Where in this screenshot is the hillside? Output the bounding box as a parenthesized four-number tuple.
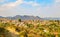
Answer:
(0, 18, 60, 37)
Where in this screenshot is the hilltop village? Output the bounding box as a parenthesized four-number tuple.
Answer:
(0, 18, 60, 37)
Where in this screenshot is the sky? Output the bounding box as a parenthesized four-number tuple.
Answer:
(0, 0, 60, 18)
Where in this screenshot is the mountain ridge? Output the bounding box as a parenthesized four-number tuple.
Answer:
(0, 15, 60, 20)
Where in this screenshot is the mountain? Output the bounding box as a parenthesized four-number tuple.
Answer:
(0, 15, 60, 20)
(6, 15, 42, 20)
(44, 17, 60, 20)
(0, 16, 4, 18)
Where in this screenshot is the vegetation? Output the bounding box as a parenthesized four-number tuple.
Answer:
(0, 18, 60, 37)
(18, 18, 21, 22)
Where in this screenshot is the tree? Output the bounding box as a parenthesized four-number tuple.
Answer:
(18, 18, 21, 22)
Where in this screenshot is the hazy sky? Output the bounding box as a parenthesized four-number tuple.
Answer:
(0, 0, 60, 18)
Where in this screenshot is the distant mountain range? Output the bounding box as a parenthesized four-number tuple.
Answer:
(0, 15, 42, 20)
(0, 15, 60, 20)
(6, 15, 42, 20)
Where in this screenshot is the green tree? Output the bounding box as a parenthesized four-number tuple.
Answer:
(18, 18, 21, 22)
